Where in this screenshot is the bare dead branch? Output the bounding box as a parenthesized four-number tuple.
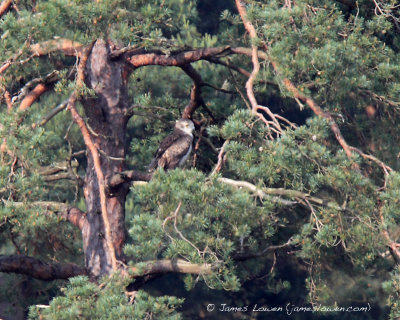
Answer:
(0, 255, 87, 280)
(127, 46, 231, 68)
(0, 255, 210, 281)
(234, 2, 284, 135)
(42, 172, 76, 182)
(171, 202, 203, 256)
(235, 0, 260, 111)
(108, 170, 153, 189)
(208, 57, 279, 88)
(0, 0, 12, 18)
(201, 82, 237, 94)
(129, 259, 211, 277)
(13, 70, 59, 104)
(35, 100, 68, 127)
(218, 177, 344, 210)
(210, 140, 229, 176)
(38, 160, 78, 176)
(19, 83, 49, 111)
(109, 44, 141, 59)
(30, 38, 83, 57)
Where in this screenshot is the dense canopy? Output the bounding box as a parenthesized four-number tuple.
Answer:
(1, 0, 400, 319)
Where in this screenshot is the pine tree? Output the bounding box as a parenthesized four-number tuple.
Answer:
(1, 0, 400, 319)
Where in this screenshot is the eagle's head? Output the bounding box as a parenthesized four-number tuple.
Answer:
(176, 119, 195, 136)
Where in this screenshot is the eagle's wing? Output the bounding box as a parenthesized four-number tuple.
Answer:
(148, 130, 192, 171)
(149, 132, 193, 171)
(158, 135, 193, 170)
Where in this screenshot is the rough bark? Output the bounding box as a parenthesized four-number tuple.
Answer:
(80, 40, 130, 277)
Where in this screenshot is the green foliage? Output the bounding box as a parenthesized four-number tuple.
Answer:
(126, 169, 275, 291)
(28, 275, 183, 320)
(1, 0, 400, 319)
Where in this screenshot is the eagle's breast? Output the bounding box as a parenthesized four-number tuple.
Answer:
(178, 139, 192, 167)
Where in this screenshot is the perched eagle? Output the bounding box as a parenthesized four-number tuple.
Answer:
(148, 119, 195, 171)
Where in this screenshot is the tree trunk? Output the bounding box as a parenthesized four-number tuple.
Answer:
(81, 40, 130, 277)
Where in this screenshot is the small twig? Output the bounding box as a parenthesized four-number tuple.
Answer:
(208, 57, 279, 88)
(172, 202, 201, 256)
(210, 140, 229, 176)
(228, 68, 251, 110)
(98, 148, 125, 161)
(269, 251, 277, 274)
(233, 237, 293, 260)
(0, 42, 27, 75)
(35, 100, 68, 128)
(110, 44, 141, 59)
(201, 82, 237, 94)
(12, 70, 59, 104)
(192, 126, 205, 167)
(350, 146, 392, 177)
(200, 136, 219, 154)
